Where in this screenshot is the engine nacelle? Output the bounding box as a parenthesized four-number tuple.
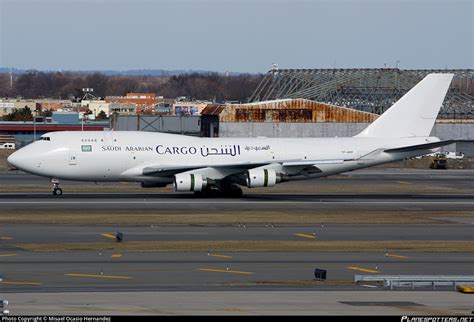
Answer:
(246, 168, 277, 188)
(174, 173, 207, 192)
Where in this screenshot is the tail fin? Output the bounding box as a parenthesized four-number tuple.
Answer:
(356, 73, 454, 138)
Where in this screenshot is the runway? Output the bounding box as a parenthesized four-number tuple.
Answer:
(0, 193, 473, 213)
(0, 168, 472, 315)
(0, 251, 472, 293)
(1, 223, 472, 243)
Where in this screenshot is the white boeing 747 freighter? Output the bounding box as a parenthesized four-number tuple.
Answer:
(7, 74, 460, 197)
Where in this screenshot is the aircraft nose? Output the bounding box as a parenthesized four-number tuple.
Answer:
(7, 151, 20, 169)
(7, 149, 32, 171)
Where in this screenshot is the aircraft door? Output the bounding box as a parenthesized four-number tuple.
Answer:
(69, 152, 77, 165)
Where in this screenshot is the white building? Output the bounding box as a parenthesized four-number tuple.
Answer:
(81, 100, 110, 117)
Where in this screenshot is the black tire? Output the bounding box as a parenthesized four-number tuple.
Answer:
(53, 188, 63, 196)
(220, 187, 243, 198)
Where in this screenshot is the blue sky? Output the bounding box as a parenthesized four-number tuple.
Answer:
(1, 0, 472, 72)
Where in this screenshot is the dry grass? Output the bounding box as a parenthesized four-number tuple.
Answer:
(10, 240, 474, 252)
(0, 210, 472, 225)
(0, 150, 14, 171)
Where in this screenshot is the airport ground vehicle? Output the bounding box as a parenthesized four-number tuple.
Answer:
(430, 154, 448, 169)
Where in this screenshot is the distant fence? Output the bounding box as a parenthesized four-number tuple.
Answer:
(110, 114, 218, 137)
(355, 275, 474, 290)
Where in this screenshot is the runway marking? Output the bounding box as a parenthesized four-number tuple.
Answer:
(208, 254, 233, 259)
(397, 181, 412, 185)
(0, 254, 17, 257)
(223, 308, 245, 312)
(100, 233, 116, 239)
(294, 233, 317, 239)
(0, 201, 472, 205)
(347, 266, 380, 274)
(111, 254, 123, 258)
(196, 268, 254, 275)
(361, 284, 379, 288)
(386, 253, 409, 259)
(65, 273, 131, 279)
(0, 236, 13, 240)
(0, 281, 42, 286)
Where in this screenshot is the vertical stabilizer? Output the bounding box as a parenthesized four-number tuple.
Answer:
(356, 73, 453, 138)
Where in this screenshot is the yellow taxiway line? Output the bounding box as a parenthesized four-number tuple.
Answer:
(0, 236, 13, 240)
(208, 254, 233, 259)
(111, 254, 123, 258)
(0, 281, 42, 286)
(294, 233, 317, 239)
(386, 254, 409, 259)
(65, 273, 131, 279)
(100, 233, 116, 239)
(397, 181, 412, 185)
(347, 266, 380, 274)
(0, 254, 17, 257)
(196, 268, 254, 275)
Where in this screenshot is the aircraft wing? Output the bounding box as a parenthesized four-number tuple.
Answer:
(142, 161, 271, 177)
(142, 158, 352, 178)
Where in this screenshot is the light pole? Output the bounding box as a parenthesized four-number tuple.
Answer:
(33, 109, 37, 141)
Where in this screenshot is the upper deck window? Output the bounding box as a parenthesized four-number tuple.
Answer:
(41, 137, 51, 141)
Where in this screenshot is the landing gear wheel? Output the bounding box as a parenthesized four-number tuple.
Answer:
(194, 188, 214, 198)
(52, 187, 63, 196)
(51, 178, 62, 196)
(193, 185, 243, 198)
(223, 187, 242, 198)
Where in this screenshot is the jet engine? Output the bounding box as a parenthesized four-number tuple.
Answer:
(174, 173, 207, 192)
(246, 168, 278, 188)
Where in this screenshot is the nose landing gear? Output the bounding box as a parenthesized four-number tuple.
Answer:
(51, 178, 63, 196)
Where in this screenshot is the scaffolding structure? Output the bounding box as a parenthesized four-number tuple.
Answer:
(249, 69, 474, 118)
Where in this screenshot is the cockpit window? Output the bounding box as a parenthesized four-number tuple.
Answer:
(41, 137, 51, 141)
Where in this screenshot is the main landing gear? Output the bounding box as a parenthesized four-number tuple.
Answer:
(51, 178, 63, 196)
(194, 183, 243, 198)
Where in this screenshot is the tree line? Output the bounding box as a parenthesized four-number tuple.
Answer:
(0, 71, 264, 103)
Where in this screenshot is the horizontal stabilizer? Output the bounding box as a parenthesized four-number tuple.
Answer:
(384, 140, 460, 153)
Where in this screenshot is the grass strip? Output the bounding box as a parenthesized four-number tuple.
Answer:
(0, 210, 472, 225)
(10, 240, 474, 252)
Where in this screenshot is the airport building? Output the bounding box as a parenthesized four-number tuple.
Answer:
(0, 112, 108, 147)
(80, 100, 110, 117)
(105, 93, 157, 114)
